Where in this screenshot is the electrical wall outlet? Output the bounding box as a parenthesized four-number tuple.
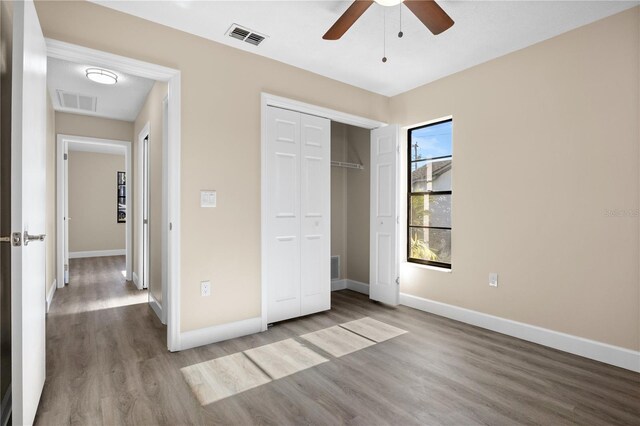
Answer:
(489, 273, 498, 287)
(201, 280, 211, 297)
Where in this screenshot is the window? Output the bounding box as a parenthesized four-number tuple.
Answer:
(407, 119, 452, 268)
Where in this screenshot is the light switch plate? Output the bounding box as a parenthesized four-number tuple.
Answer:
(201, 280, 211, 297)
(200, 190, 217, 208)
(489, 273, 498, 287)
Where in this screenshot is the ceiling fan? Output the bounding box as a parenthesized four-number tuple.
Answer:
(323, 0, 454, 40)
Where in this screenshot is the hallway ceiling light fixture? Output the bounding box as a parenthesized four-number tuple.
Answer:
(85, 67, 118, 85)
(375, 0, 403, 6)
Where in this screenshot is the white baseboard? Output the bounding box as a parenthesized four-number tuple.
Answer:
(332, 279, 370, 295)
(180, 316, 263, 351)
(399, 292, 640, 373)
(346, 279, 369, 295)
(132, 272, 140, 289)
(46, 279, 57, 313)
(69, 249, 125, 259)
(149, 292, 165, 324)
(331, 279, 347, 291)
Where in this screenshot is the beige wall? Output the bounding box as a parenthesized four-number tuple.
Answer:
(345, 125, 370, 284)
(390, 7, 640, 351)
(68, 151, 125, 252)
(35, 0, 389, 332)
(55, 112, 133, 142)
(45, 94, 56, 295)
(134, 81, 167, 304)
(331, 123, 348, 280)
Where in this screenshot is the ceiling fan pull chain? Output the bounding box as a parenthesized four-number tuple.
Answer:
(398, 4, 403, 38)
(382, 8, 388, 63)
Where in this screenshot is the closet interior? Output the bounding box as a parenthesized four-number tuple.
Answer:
(330, 122, 371, 290)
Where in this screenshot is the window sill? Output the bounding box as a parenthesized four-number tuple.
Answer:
(404, 262, 452, 273)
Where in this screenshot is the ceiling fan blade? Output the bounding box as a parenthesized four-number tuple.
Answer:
(404, 0, 454, 35)
(323, 0, 374, 40)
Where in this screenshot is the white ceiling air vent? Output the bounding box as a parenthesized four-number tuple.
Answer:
(226, 24, 267, 47)
(57, 89, 97, 112)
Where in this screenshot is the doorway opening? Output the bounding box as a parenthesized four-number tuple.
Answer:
(48, 39, 181, 350)
(56, 135, 133, 289)
(329, 122, 371, 296)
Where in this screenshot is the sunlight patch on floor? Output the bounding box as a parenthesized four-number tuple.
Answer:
(181, 317, 407, 406)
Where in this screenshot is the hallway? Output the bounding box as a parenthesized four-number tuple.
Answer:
(35, 257, 640, 425)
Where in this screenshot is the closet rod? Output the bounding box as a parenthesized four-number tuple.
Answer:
(331, 161, 364, 170)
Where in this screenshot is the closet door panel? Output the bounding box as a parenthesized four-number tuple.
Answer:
(266, 107, 301, 323)
(300, 114, 331, 316)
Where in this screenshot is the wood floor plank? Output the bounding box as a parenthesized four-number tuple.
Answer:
(300, 325, 375, 357)
(34, 256, 640, 425)
(181, 352, 272, 405)
(243, 338, 329, 380)
(340, 316, 407, 342)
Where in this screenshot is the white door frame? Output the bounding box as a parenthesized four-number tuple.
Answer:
(56, 135, 132, 283)
(260, 93, 389, 331)
(47, 39, 182, 352)
(160, 96, 169, 324)
(137, 123, 150, 291)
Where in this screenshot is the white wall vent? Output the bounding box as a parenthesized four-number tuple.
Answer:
(226, 24, 267, 46)
(331, 256, 340, 281)
(56, 89, 97, 112)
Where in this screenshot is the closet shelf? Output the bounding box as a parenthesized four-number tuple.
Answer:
(331, 161, 364, 170)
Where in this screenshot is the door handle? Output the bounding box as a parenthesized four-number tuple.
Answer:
(23, 231, 45, 246)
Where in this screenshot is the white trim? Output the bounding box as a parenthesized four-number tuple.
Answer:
(149, 292, 165, 324)
(47, 39, 182, 352)
(137, 123, 150, 291)
(132, 272, 140, 288)
(399, 293, 640, 373)
(331, 279, 347, 291)
(260, 93, 386, 332)
(46, 280, 56, 313)
(262, 93, 387, 130)
(161, 96, 169, 328)
(46, 39, 178, 81)
(56, 138, 65, 289)
(180, 317, 262, 351)
(68, 249, 126, 259)
(346, 279, 370, 295)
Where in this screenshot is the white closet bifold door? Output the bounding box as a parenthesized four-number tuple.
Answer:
(265, 106, 331, 324)
(266, 107, 302, 323)
(300, 113, 331, 316)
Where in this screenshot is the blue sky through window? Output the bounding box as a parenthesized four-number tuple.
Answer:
(410, 120, 452, 161)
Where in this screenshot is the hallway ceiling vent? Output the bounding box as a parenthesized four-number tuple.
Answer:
(56, 89, 97, 112)
(226, 24, 267, 46)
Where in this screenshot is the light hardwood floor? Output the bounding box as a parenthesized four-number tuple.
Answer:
(35, 256, 640, 425)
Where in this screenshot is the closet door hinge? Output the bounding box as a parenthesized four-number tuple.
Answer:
(395, 277, 400, 285)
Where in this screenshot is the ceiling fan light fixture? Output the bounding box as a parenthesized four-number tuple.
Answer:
(374, 0, 404, 6)
(85, 68, 118, 85)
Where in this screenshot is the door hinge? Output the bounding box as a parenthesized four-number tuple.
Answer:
(395, 277, 400, 285)
(0, 232, 22, 246)
(64, 264, 68, 271)
(64, 153, 68, 160)
(169, 222, 172, 231)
